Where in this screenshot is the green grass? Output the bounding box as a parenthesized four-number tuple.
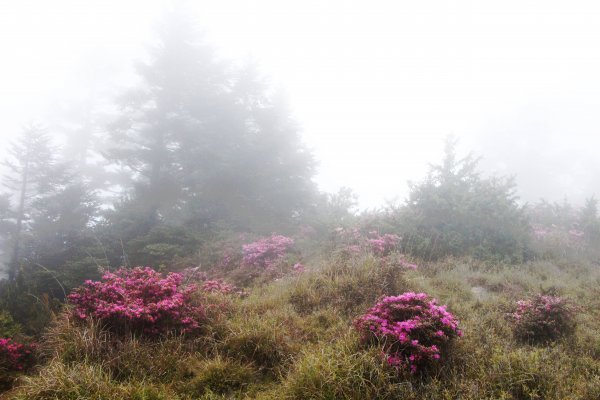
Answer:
(5, 253, 600, 399)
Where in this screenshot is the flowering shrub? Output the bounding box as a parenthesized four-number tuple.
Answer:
(510, 294, 577, 344)
(202, 279, 236, 295)
(355, 292, 461, 374)
(0, 337, 36, 372)
(332, 228, 402, 257)
(397, 257, 418, 270)
(292, 263, 306, 274)
(367, 232, 401, 256)
(181, 266, 208, 283)
(242, 235, 294, 270)
(67, 267, 204, 335)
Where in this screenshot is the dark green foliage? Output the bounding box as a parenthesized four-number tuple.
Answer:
(125, 225, 199, 268)
(0, 310, 22, 338)
(0, 277, 60, 336)
(400, 137, 530, 262)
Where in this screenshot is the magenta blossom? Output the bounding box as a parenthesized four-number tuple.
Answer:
(68, 267, 204, 336)
(0, 338, 36, 372)
(355, 292, 461, 373)
(242, 235, 294, 270)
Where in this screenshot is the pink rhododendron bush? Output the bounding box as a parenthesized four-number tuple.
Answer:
(332, 228, 402, 257)
(0, 337, 36, 389)
(355, 292, 461, 374)
(0, 338, 35, 372)
(242, 235, 294, 270)
(510, 294, 577, 344)
(67, 267, 205, 336)
(202, 279, 237, 295)
(367, 232, 401, 256)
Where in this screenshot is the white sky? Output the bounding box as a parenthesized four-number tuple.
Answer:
(1, 0, 600, 208)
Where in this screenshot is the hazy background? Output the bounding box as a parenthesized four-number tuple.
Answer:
(2, 0, 600, 208)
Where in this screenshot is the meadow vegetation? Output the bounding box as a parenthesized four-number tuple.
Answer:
(1, 8, 600, 399)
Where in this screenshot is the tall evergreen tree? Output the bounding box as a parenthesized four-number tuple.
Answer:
(106, 6, 316, 232)
(2, 126, 67, 280)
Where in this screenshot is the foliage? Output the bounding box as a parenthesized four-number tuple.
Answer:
(0, 337, 36, 390)
(288, 254, 409, 316)
(0, 338, 36, 372)
(67, 267, 204, 335)
(5, 257, 600, 399)
(510, 293, 577, 344)
(201, 280, 237, 295)
(124, 225, 199, 268)
(105, 6, 317, 230)
(242, 235, 294, 270)
(355, 292, 461, 373)
(400, 137, 530, 262)
(0, 310, 22, 338)
(1, 126, 71, 280)
(367, 232, 401, 256)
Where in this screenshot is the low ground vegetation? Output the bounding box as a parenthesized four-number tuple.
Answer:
(1, 231, 599, 399)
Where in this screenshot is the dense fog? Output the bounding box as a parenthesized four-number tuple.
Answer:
(2, 1, 600, 209)
(2, 3, 600, 398)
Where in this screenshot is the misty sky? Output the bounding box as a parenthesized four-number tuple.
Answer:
(1, 0, 600, 208)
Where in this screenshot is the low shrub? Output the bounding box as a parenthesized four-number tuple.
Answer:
(354, 292, 461, 373)
(0, 338, 36, 372)
(510, 293, 577, 344)
(242, 235, 294, 270)
(288, 255, 408, 315)
(367, 232, 401, 256)
(202, 280, 237, 295)
(0, 337, 36, 390)
(67, 267, 205, 336)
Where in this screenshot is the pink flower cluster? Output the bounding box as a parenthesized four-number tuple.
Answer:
(355, 292, 461, 373)
(292, 263, 306, 273)
(367, 232, 401, 256)
(202, 279, 236, 294)
(242, 235, 294, 269)
(0, 338, 35, 371)
(531, 224, 585, 247)
(67, 267, 205, 335)
(397, 256, 418, 270)
(510, 294, 577, 344)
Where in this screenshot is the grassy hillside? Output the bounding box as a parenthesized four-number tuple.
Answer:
(4, 248, 600, 400)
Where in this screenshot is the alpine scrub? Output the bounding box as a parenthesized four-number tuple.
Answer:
(355, 292, 461, 373)
(67, 267, 205, 335)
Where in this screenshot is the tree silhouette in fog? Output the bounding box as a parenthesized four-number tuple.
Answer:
(106, 6, 316, 232)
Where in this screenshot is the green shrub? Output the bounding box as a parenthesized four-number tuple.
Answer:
(510, 293, 577, 344)
(288, 254, 409, 315)
(398, 137, 530, 262)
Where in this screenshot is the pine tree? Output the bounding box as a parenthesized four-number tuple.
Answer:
(105, 6, 317, 232)
(2, 126, 66, 280)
